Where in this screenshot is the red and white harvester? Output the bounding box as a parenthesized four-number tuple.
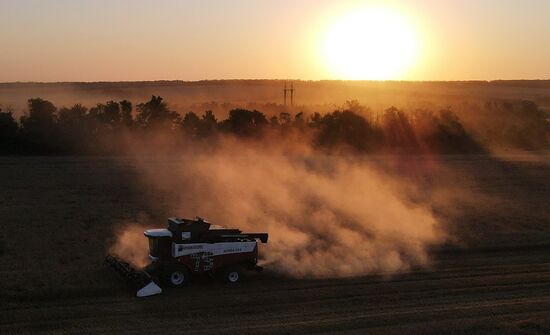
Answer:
(106, 217, 268, 297)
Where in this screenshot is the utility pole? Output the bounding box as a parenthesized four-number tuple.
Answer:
(283, 82, 287, 106)
(290, 82, 294, 106)
(283, 82, 295, 106)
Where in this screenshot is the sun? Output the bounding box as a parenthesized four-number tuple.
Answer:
(323, 7, 420, 80)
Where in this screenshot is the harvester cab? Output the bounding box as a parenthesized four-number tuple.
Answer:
(106, 217, 268, 297)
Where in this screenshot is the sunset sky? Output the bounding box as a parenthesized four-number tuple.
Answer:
(1, 0, 549, 82)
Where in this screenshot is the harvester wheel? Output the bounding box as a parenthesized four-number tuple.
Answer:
(164, 266, 190, 287)
(223, 267, 242, 284)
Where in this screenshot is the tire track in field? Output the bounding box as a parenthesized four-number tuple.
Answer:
(2, 252, 550, 334)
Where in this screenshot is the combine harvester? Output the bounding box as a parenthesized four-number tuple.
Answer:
(106, 217, 268, 297)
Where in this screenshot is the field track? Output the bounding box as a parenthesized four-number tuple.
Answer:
(2, 247, 550, 334)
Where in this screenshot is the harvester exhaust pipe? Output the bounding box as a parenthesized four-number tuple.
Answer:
(105, 254, 162, 297)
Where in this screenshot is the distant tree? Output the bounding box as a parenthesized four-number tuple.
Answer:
(507, 100, 550, 149)
(181, 111, 201, 136)
(58, 104, 87, 124)
(104, 101, 121, 125)
(221, 109, 268, 137)
(294, 112, 306, 129)
(136, 96, 180, 129)
(4, 95, 546, 156)
(0, 108, 18, 138)
(413, 109, 482, 153)
(0, 108, 19, 153)
(478, 100, 550, 150)
(202, 110, 217, 124)
(20, 98, 59, 153)
(312, 110, 380, 152)
(89, 101, 121, 127)
(181, 110, 219, 138)
(279, 112, 291, 126)
(57, 104, 92, 153)
(434, 109, 482, 153)
(119, 100, 133, 127)
(344, 100, 371, 118)
(89, 103, 105, 122)
(309, 112, 322, 125)
(199, 110, 218, 137)
(379, 106, 417, 149)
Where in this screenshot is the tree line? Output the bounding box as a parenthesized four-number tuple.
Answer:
(0, 96, 549, 155)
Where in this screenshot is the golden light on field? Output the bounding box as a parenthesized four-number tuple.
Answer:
(322, 6, 420, 80)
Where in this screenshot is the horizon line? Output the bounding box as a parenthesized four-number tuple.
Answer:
(2, 78, 550, 85)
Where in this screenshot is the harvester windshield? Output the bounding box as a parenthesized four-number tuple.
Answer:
(144, 229, 171, 259)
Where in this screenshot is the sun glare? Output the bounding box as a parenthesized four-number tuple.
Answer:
(323, 7, 420, 80)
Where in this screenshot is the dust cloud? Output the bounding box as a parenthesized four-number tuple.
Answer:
(109, 224, 150, 268)
(123, 136, 446, 278)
